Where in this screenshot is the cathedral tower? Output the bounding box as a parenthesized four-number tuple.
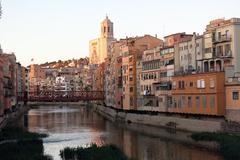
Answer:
(89, 16, 115, 64)
(101, 16, 114, 38)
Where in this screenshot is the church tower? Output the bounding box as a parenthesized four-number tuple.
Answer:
(101, 16, 114, 38)
(89, 16, 115, 64)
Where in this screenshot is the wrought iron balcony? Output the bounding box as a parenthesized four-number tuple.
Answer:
(212, 35, 232, 44)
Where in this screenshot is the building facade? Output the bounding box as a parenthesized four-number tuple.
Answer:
(171, 72, 225, 115)
(174, 33, 204, 74)
(122, 35, 163, 110)
(29, 64, 46, 95)
(89, 16, 115, 64)
(202, 18, 240, 74)
(225, 73, 240, 122)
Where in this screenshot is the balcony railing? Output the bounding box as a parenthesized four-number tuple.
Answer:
(212, 35, 232, 44)
(213, 50, 233, 58)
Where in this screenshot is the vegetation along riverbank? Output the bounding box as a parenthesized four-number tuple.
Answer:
(191, 132, 240, 160)
(60, 144, 129, 160)
(0, 127, 52, 160)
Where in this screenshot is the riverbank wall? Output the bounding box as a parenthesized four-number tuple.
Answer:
(93, 104, 240, 133)
(0, 104, 28, 130)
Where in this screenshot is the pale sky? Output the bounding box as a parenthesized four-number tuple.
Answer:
(0, 0, 240, 66)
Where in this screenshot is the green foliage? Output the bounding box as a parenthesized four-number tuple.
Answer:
(60, 144, 129, 160)
(191, 132, 240, 160)
(0, 127, 52, 160)
(0, 127, 48, 141)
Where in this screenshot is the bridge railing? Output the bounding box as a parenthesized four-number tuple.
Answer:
(17, 91, 105, 102)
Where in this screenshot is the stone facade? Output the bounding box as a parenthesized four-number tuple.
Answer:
(202, 18, 240, 74)
(89, 16, 115, 64)
(174, 33, 204, 74)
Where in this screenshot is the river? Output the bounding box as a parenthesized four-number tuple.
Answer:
(25, 105, 223, 160)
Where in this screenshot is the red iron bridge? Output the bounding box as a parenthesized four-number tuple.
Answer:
(17, 91, 104, 102)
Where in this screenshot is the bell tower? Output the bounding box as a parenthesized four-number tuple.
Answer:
(100, 16, 114, 38)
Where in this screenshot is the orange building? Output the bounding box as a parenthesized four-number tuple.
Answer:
(171, 72, 225, 116)
(225, 74, 240, 122)
(122, 35, 163, 110)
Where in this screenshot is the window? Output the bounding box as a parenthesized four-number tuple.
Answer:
(196, 96, 200, 108)
(178, 80, 185, 89)
(129, 67, 133, 72)
(130, 87, 133, 92)
(197, 79, 205, 88)
(130, 97, 134, 106)
(210, 79, 215, 88)
(218, 32, 221, 41)
(173, 98, 177, 108)
(188, 96, 192, 108)
(172, 81, 176, 89)
(210, 96, 215, 108)
(178, 98, 181, 108)
(205, 47, 211, 53)
(159, 97, 163, 103)
(226, 30, 230, 38)
(189, 82, 193, 87)
(202, 96, 207, 108)
(129, 76, 133, 81)
(182, 96, 186, 107)
(233, 92, 239, 100)
(225, 44, 231, 55)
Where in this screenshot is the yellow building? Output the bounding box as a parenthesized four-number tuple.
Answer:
(89, 16, 115, 64)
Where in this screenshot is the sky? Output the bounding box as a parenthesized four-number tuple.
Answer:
(0, 0, 240, 66)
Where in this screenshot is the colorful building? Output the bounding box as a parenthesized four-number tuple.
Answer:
(92, 63, 105, 91)
(174, 33, 204, 74)
(225, 73, 240, 122)
(122, 35, 163, 110)
(29, 64, 46, 95)
(1, 53, 17, 112)
(171, 72, 225, 116)
(202, 18, 240, 73)
(0, 56, 4, 115)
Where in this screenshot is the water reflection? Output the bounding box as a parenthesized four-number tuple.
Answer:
(27, 105, 223, 160)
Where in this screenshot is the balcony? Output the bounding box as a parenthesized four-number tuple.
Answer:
(212, 35, 232, 44)
(213, 50, 233, 59)
(3, 78, 13, 89)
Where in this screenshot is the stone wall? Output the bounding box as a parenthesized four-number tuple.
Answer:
(94, 104, 225, 132)
(226, 109, 240, 123)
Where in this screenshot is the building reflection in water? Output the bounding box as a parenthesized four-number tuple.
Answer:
(27, 105, 223, 160)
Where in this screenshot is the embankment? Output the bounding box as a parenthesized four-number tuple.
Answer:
(93, 104, 240, 133)
(0, 105, 28, 130)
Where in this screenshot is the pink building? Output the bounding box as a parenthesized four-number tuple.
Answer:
(0, 56, 4, 115)
(1, 53, 17, 112)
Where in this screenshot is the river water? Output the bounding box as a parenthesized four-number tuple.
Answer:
(25, 105, 223, 160)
